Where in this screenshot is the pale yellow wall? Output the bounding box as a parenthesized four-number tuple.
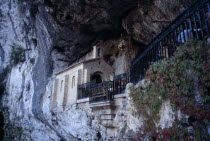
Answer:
(83, 69, 88, 83)
(63, 75, 69, 110)
(85, 46, 104, 59)
(54, 64, 84, 108)
(93, 46, 104, 58)
(84, 58, 115, 82)
(52, 79, 59, 108)
(57, 78, 64, 107)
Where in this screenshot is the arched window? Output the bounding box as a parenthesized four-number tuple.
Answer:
(60, 80, 63, 92)
(72, 76, 75, 88)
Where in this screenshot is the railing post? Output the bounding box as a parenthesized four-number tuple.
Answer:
(207, 11, 210, 37)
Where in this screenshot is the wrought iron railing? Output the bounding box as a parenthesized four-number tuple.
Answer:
(78, 73, 130, 103)
(131, 0, 210, 84)
(114, 72, 130, 95)
(78, 80, 96, 99)
(89, 81, 114, 103)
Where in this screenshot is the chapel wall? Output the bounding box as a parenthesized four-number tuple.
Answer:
(53, 64, 84, 108)
(84, 59, 115, 82)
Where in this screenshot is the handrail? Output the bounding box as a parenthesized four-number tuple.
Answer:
(78, 72, 130, 103)
(89, 81, 114, 103)
(114, 72, 130, 95)
(78, 80, 96, 88)
(132, 0, 209, 65)
(131, 0, 210, 84)
(77, 80, 96, 99)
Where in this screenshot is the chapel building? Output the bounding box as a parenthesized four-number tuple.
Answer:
(52, 46, 115, 108)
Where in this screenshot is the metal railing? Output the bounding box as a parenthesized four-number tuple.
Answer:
(89, 81, 114, 103)
(78, 80, 96, 99)
(78, 72, 130, 103)
(114, 72, 130, 95)
(131, 0, 210, 84)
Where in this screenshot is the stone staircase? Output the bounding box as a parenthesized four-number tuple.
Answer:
(89, 101, 117, 128)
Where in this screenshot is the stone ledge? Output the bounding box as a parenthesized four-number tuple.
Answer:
(100, 114, 116, 120)
(76, 98, 89, 104)
(114, 93, 127, 99)
(89, 101, 115, 108)
(101, 120, 115, 128)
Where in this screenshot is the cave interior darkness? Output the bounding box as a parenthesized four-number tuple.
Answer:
(0, 112, 4, 140)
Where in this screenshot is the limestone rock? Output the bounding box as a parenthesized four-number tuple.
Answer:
(0, 0, 192, 140)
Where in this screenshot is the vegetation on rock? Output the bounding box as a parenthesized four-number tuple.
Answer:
(0, 106, 28, 141)
(130, 39, 210, 140)
(10, 45, 26, 66)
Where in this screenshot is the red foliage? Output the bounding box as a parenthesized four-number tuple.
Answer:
(196, 114, 202, 121)
(206, 113, 210, 120)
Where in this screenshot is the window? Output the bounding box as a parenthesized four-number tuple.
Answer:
(72, 76, 75, 88)
(97, 48, 100, 57)
(60, 80, 63, 92)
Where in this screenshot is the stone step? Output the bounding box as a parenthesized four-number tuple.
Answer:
(101, 119, 115, 128)
(100, 114, 115, 120)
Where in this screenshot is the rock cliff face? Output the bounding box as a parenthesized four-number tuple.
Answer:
(0, 0, 192, 140)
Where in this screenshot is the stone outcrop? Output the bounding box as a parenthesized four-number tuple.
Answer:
(0, 0, 193, 140)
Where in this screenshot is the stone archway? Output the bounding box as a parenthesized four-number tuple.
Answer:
(91, 72, 103, 84)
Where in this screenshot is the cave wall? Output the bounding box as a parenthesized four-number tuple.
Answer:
(0, 0, 192, 140)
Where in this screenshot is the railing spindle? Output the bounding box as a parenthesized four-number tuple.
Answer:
(198, 10, 204, 39)
(202, 7, 209, 37)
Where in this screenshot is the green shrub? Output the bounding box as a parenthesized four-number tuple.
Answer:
(10, 45, 26, 65)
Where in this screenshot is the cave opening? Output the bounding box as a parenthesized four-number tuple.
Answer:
(0, 112, 4, 140)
